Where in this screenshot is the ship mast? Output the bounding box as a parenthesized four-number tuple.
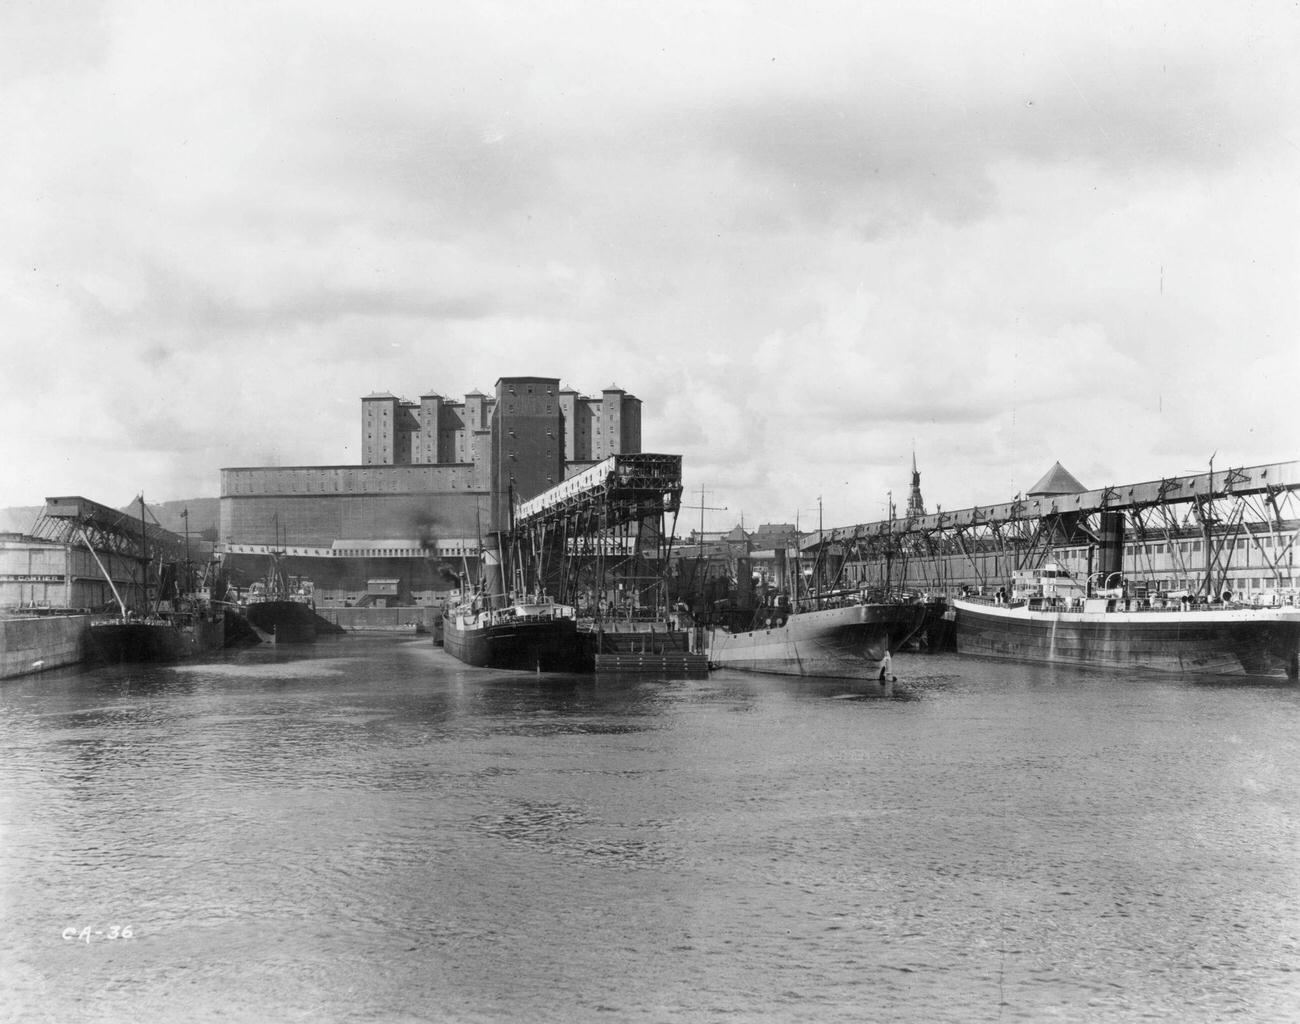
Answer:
(182, 507, 191, 597)
(793, 509, 802, 606)
(1204, 453, 1216, 599)
(816, 496, 823, 608)
(139, 494, 152, 616)
(681, 486, 726, 614)
(474, 497, 483, 596)
(885, 490, 893, 595)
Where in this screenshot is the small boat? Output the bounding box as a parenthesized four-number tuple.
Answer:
(442, 591, 584, 672)
(705, 589, 928, 682)
(951, 562, 1300, 678)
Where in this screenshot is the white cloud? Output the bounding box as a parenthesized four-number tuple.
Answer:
(1, 0, 1296, 532)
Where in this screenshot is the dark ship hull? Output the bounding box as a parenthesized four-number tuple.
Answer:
(442, 612, 584, 672)
(87, 614, 225, 665)
(245, 600, 317, 643)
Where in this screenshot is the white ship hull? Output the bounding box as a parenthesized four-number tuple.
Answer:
(706, 602, 926, 679)
(953, 597, 1300, 677)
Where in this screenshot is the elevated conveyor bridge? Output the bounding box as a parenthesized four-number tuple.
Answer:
(29, 496, 189, 614)
(510, 454, 684, 615)
(805, 460, 1300, 599)
(35, 496, 186, 565)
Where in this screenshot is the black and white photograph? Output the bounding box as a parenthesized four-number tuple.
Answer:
(2, 2, 1298, 1021)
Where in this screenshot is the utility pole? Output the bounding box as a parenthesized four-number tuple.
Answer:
(681, 487, 728, 550)
(680, 486, 728, 600)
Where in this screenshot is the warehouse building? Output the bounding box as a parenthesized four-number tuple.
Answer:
(219, 376, 643, 606)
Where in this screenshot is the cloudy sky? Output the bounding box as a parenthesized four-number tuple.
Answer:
(2, 1, 1296, 532)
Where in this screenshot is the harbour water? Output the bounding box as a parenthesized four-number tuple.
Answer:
(2, 639, 1298, 1023)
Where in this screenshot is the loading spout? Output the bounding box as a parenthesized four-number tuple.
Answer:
(77, 526, 129, 617)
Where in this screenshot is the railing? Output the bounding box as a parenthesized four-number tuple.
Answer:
(962, 592, 1299, 613)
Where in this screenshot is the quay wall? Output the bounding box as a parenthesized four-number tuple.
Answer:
(1, 615, 89, 679)
(315, 606, 436, 633)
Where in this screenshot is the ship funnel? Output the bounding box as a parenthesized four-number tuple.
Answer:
(482, 532, 506, 597)
(1098, 511, 1125, 580)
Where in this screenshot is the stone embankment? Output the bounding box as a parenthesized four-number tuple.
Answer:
(1, 615, 90, 678)
(314, 606, 434, 634)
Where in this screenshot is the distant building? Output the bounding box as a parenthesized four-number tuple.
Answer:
(670, 522, 803, 598)
(219, 376, 645, 605)
(360, 381, 641, 469)
(748, 523, 799, 552)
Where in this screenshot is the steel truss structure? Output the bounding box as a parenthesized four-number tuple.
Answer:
(12, 497, 190, 614)
(34, 496, 186, 564)
(509, 454, 683, 617)
(806, 460, 1300, 598)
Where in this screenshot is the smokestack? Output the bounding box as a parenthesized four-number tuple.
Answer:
(1098, 511, 1124, 581)
(482, 531, 505, 597)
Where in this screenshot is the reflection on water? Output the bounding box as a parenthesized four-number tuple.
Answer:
(2, 639, 1299, 1023)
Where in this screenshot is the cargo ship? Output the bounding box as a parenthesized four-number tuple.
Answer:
(241, 554, 318, 643)
(243, 595, 317, 643)
(82, 495, 232, 664)
(442, 591, 584, 672)
(86, 576, 232, 664)
(705, 590, 927, 683)
(952, 563, 1300, 678)
(87, 607, 225, 664)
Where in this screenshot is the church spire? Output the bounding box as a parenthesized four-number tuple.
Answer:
(906, 449, 926, 518)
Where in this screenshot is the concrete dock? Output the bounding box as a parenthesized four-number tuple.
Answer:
(1, 614, 90, 679)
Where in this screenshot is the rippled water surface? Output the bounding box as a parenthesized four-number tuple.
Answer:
(2, 638, 1299, 1022)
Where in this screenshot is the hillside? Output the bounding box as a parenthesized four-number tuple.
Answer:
(0, 506, 42, 534)
(0, 497, 220, 540)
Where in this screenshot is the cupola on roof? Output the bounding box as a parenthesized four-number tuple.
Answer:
(1027, 462, 1087, 496)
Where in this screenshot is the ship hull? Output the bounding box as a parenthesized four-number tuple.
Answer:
(443, 615, 584, 672)
(87, 614, 225, 665)
(706, 602, 926, 679)
(245, 600, 317, 643)
(953, 600, 1300, 677)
